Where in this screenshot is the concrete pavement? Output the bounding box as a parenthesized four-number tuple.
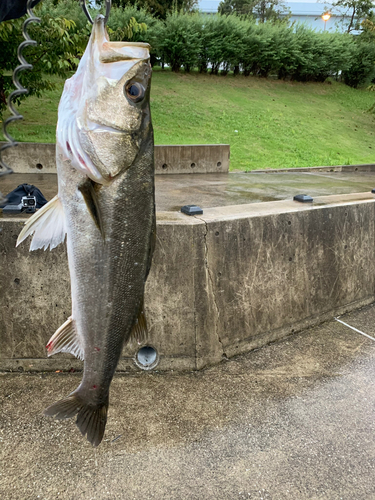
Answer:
(1, 170, 375, 210)
(1, 304, 375, 500)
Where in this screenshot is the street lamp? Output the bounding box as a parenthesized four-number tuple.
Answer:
(322, 12, 331, 31)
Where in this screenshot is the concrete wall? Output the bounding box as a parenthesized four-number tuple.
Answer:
(0, 142, 230, 175)
(253, 164, 375, 173)
(200, 193, 375, 360)
(1, 193, 374, 372)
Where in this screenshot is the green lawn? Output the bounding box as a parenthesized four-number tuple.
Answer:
(2, 69, 375, 171)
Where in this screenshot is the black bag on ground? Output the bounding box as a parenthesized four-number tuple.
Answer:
(0, 0, 42, 22)
(0, 183, 48, 210)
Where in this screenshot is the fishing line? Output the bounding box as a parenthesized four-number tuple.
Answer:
(0, 0, 40, 203)
(334, 317, 375, 342)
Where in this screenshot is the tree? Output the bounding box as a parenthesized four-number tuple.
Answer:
(0, 11, 87, 119)
(218, 0, 290, 22)
(111, 0, 198, 19)
(322, 0, 375, 33)
(0, 0, 149, 119)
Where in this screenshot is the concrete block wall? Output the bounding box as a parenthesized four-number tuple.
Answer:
(1, 193, 374, 372)
(0, 143, 230, 175)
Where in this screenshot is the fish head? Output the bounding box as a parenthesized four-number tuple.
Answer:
(57, 15, 152, 184)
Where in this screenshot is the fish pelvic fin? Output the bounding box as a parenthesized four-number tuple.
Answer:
(16, 195, 66, 251)
(46, 317, 84, 361)
(44, 393, 108, 447)
(129, 303, 148, 345)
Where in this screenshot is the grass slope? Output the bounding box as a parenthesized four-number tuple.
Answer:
(2, 70, 375, 171)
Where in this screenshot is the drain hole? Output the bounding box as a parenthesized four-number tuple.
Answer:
(135, 346, 159, 370)
(217, 162, 222, 167)
(162, 164, 168, 170)
(36, 163, 43, 170)
(190, 162, 196, 168)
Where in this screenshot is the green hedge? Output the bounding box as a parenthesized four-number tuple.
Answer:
(147, 11, 374, 87)
(34, 1, 375, 87)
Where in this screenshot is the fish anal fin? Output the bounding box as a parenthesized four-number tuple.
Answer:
(44, 393, 108, 447)
(16, 194, 66, 251)
(46, 317, 84, 360)
(78, 179, 104, 239)
(130, 305, 148, 345)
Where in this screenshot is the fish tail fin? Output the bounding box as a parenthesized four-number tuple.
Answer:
(76, 402, 108, 447)
(44, 393, 108, 447)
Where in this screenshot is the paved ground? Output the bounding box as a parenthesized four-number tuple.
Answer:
(1, 171, 375, 211)
(1, 305, 375, 500)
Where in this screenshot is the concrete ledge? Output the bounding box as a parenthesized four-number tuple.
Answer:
(0, 142, 230, 174)
(252, 164, 375, 173)
(1, 193, 375, 372)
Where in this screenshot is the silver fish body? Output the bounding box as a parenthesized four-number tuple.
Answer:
(17, 16, 155, 446)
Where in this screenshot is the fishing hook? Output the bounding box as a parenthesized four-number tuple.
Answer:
(79, 0, 112, 25)
(0, 0, 40, 203)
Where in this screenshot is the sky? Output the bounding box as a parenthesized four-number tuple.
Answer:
(198, 0, 331, 13)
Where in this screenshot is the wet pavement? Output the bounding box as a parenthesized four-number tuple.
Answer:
(1, 304, 375, 500)
(1, 171, 375, 211)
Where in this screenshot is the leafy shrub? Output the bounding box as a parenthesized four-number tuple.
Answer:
(238, 23, 263, 76)
(3, 0, 371, 116)
(33, 4, 373, 85)
(0, 4, 88, 117)
(158, 12, 202, 72)
(342, 38, 375, 88)
(286, 27, 353, 82)
(198, 15, 246, 75)
(250, 23, 295, 78)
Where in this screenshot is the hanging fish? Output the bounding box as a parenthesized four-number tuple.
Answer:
(17, 15, 155, 446)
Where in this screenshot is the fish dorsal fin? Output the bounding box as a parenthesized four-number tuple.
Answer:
(46, 317, 84, 361)
(16, 195, 66, 251)
(130, 305, 148, 345)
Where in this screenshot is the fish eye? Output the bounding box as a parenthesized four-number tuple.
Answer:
(125, 82, 145, 103)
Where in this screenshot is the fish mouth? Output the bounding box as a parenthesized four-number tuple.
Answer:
(108, 41, 150, 49)
(93, 15, 150, 64)
(85, 119, 126, 135)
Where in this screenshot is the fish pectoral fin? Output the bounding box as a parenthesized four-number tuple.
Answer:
(78, 179, 105, 239)
(130, 305, 148, 345)
(16, 194, 66, 251)
(44, 393, 108, 447)
(46, 317, 84, 360)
